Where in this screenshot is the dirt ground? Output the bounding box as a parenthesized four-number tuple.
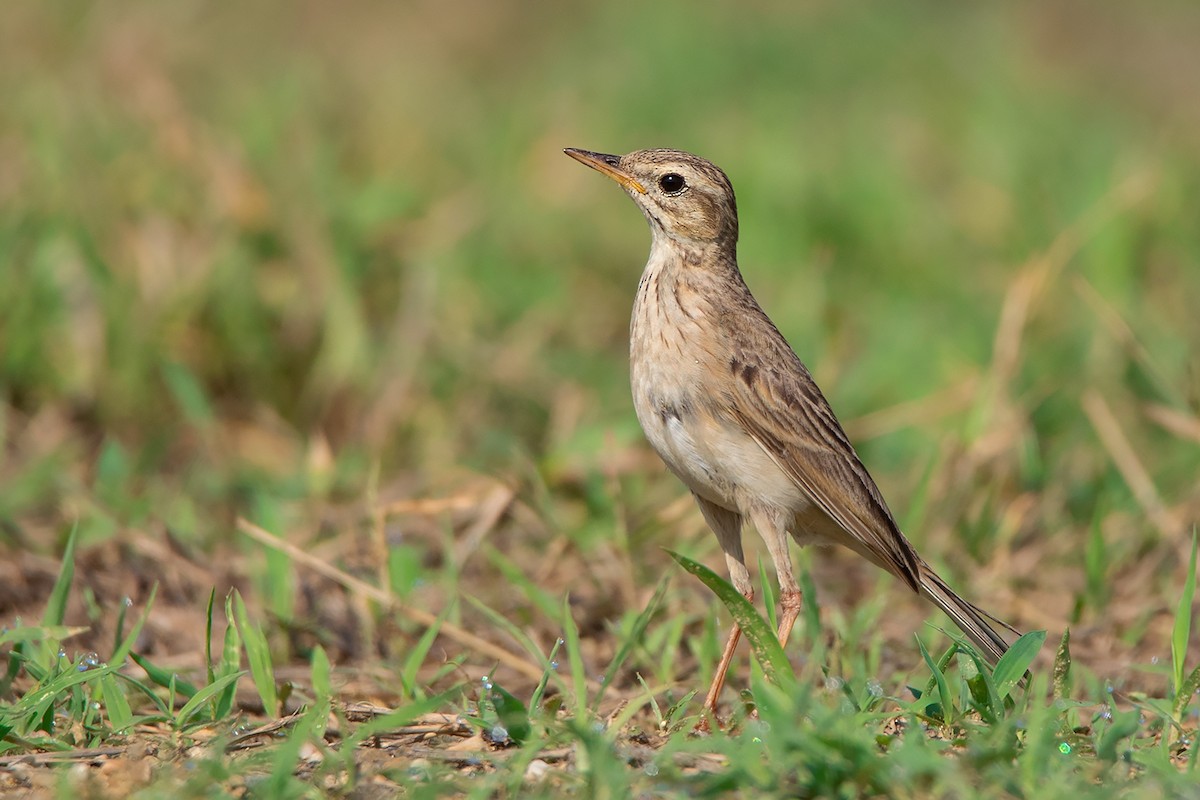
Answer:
(1, 477, 1195, 795)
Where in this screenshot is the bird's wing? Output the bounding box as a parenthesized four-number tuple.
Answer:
(721, 318, 921, 591)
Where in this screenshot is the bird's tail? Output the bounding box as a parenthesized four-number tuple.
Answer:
(916, 559, 1017, 664)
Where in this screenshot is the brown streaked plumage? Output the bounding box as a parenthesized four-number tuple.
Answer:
(564, 146, 1019, 721)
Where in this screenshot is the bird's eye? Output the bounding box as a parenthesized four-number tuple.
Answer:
(658, 173, 687, 195)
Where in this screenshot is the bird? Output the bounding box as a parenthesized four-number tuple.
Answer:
(563, 146, 1019, 720)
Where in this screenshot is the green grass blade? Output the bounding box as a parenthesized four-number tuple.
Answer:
(18, 661, 109, 707)
(129, 652, 200, 698)
(111, 598, 128, 657)
(757, 556, 777, 630)
(99, 672, 133, 732)
(0, 643, 20, 699)
(0, 626, 88, 648)
(204, 588, 217, 686)
(920, 642, 957, 701)
(667, 549, 794, 690)
(10, 662, 114, 736)
(110, 584, 157, 669)
(233, 590, 278, 717)
(993, 630, 1046, 700)
(561, 594, 588, 719)
(42, 524, 78, 628)
(310, 645, 331, 701)
(111, 672, 171, 718)
(529, 637, 563, 716)
(1172, 531, 1197, 697)
(955, 646, 1002, 722)
(1174, 664, 1200, 719)
(488, 682, 532, 744)
(216, 592, 242, 719)
(799, 564, 822, 657)
(0, 630, 92, 700)
(176, 672, 246, 729)
(915, 635, 954, 724)
(1053, 628, 1072, 700)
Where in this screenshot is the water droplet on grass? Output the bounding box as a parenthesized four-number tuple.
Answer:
(1059, 742, 1071, 754)
(643, 763, 659, 776)
(76, 652, 102, 671)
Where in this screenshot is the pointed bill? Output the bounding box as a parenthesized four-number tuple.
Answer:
(564, 148, 647, 194)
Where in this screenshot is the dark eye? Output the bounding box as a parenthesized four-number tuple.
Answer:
(659, 173, 686, 194)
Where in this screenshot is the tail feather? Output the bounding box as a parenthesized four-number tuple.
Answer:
(916, 560, 1016, 663)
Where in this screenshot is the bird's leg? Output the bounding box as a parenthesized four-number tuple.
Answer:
(693, 497, 747, 731)
(752, 508, 803, 648)
(702, 626, 741, 713)
(697, 551, 752, 731)
(699, 584, 750, 725)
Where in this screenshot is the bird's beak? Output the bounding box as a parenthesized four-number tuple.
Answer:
(564, 148, 647, 194)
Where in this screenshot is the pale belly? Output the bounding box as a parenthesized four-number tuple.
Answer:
(631, 364, 807, 517)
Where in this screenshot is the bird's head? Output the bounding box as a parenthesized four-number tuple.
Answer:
(565, 148, 738, 248)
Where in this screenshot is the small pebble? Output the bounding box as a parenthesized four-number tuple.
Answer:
(524, 759, 551, 781)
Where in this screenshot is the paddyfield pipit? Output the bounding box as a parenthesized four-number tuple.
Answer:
(564, 147, 1018, 717)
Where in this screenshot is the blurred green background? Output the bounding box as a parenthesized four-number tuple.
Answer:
(1, 0, 1198, 668)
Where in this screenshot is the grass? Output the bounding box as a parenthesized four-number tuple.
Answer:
(2, 1, 1200, 796)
